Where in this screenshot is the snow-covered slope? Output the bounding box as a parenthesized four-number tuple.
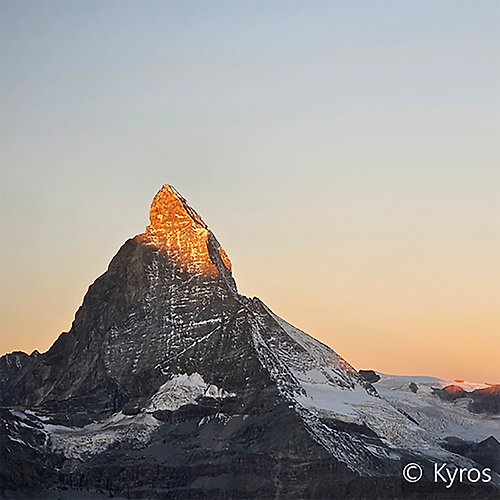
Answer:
(146, 372, 236, 412)
(248, 301, 500, 479)
(373, 373, 500, 444)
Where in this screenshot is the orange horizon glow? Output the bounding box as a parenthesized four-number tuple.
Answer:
(1, 176, 498, 385)
(1, 238, 498, 385)
(1, 184, 498, 385)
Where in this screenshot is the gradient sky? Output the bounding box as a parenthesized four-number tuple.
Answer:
(1, 1, 499, 383)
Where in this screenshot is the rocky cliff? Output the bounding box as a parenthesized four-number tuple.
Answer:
(1, 185, 498, 499)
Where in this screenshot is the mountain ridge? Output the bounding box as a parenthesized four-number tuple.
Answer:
(1, 184, 499, 499)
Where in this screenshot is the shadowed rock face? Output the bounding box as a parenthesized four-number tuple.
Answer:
(443, 436, 500, 474)
(432, 384, 500, 415)
(1, 185, 499, 499)
(469, 385, 500, 415)
(0, 185, 241, 416)
(359, 369, 381, 384)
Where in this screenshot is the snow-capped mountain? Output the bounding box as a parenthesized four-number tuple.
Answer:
(1, 184, 498, 499)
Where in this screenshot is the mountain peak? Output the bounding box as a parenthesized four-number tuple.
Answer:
(149, 184, 207, 230)
(144, 184, 232, 276)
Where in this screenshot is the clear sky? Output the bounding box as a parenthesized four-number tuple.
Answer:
(1, 0, 499, 383)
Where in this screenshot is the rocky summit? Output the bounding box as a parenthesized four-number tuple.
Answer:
(1, 184, 499, 499)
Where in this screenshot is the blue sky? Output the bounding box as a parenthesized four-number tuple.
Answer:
(1, 1, 499, 381)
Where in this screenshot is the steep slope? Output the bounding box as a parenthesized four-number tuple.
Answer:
(0, 185, 242, 417)
(1, 184, 498, 499)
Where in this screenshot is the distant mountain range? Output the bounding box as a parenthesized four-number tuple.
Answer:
(1, 184, 498, 499)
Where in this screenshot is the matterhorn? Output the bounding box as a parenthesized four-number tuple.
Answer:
(1, 185, 498, 499)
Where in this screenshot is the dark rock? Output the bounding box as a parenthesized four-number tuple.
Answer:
(359, 370, 380, 384)
(442, 436, 500, 474)
(432, 384, 468, 402)
(467, 437, 500, 473)
(469, 385, 500, 415)
(432, 384, 500, 415)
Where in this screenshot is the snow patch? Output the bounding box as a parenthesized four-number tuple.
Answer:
(296, 378, 379, 418)
(146, 373, 236, 412)
(45, 412, 160, 460)
(374, 374, 500, 443)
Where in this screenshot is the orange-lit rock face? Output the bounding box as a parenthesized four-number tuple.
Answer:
(144, 184, 231, 277)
